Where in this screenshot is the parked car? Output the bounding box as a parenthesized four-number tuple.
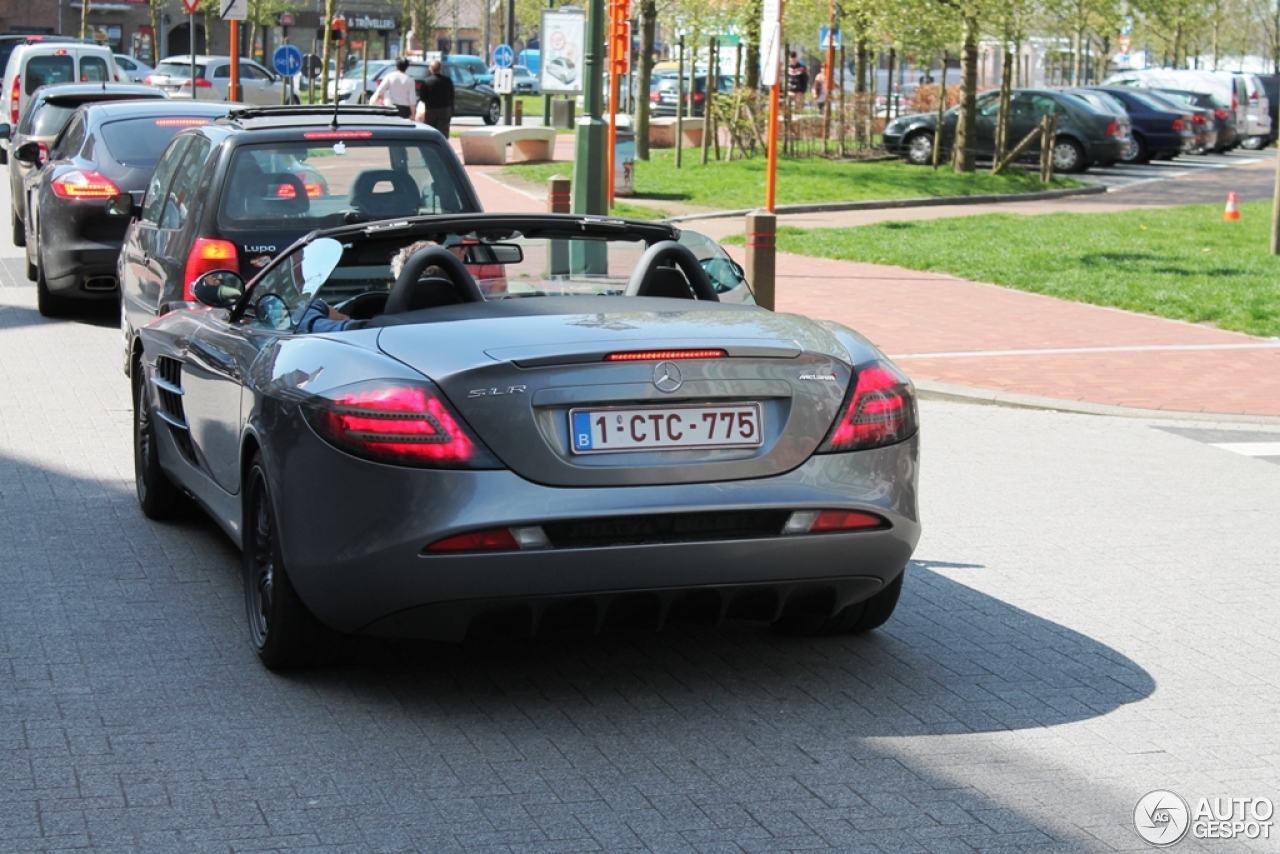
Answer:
(1151, 89, 1238, 152)
(1, 41, 120, 155)
(15, 99, 231, 316)
(0, 34, 86, 78)
(118, 104, 483, 378)
(430, 60, 502, 125)
(651, 73, 736, 117)
(127, 210, 920, 669)
(883, 88, 1130, 173)
(484, 64, 540, 94)
(0, 82, 165, 248)
(1248, 74, 1279, 148)
(113, 54, 154, 83)
(144, 56, 295, 106)
(327, 59, 394, 103)
(1129, 89, 1217, 154)
(1073, 86, 1196, 163)
(1103, 69, 1267, 147)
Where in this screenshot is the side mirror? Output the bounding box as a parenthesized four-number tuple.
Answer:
(192, 270, 245, 308)
(14, 141, 42, 165)
(105, 192, 140, 218)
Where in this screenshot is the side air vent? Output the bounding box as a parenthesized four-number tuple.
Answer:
(152, 357, 194, 460)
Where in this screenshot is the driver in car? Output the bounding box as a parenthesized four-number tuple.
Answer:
(295, 237, 468, 333)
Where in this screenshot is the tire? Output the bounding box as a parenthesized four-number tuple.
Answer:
(35, 259, 71, 317)
(1052, 137, 1087, 173)
(1240, 135, 1266, 150)
(484, 99, 501, 126)
(25, 243, 37, 282)
(134, 368, 190, 520)
(1119, 133, 1148, 164)
(904, 131, 934, 166)
(289, 94, 301, 106)
(244, 454, 332, 670)
(12, 211, 24, 247)
(773, 571, 905, 636)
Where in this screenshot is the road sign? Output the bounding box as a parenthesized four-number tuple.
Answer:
(273, 44, 303, 77)
(493, 67, 514, 94)
(300, 53, 323, 80)
(493, 44, 514, 69)
(819, 26, 842, 50)
(1119, 35, 1132, 55)
(220, 0, 247, 21)
(182, 0, 199, 14)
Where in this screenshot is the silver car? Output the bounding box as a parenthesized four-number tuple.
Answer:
(146, 55, 293, 105)
(130, 213, 921, 669)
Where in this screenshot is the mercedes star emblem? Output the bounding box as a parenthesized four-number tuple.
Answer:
(653, 361, 683, 393)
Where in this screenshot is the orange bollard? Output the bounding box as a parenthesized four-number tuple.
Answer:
(1223, 191, 1240, 221)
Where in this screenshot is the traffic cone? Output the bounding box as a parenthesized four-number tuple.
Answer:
(1223, 191, 1240, 221)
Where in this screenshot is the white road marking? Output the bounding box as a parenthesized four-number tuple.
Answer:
(891, 342, 1280, 359)
(1210, 442, 1280, 457)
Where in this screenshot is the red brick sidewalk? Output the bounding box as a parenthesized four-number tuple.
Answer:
(462, 145, 1280, 419)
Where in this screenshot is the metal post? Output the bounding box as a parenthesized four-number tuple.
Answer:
(504, 0, 516, 124)
(548, 175, 571, 275)
(570, 0, 608, 270)
(230, 22, 241, 102)
(190, 12, 197, 100)
(675, 35, 684, 168)
(745, 210, 776, 310)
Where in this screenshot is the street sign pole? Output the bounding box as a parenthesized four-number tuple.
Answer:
(190, 11, 197, 99)
(762, 0, 784, 212)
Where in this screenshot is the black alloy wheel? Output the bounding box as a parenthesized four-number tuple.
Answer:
(244, 454, 330, 669)
(773, 571, 905, 636)
(484, 99, 501, 125)
(133, 369, 189, 520)
(35, 254, 70, 317)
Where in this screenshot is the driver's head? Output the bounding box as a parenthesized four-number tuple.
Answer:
(391, 240, 440, 279)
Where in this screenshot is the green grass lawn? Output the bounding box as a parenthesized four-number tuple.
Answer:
(726, 201, 1280, 338)
(505, 150, 1082, 210)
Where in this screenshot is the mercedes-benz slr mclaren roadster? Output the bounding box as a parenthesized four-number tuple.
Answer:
(129, 214, 921, 669)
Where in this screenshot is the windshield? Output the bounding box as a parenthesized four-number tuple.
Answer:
(217, 138, 473, 229)
(100, 116, 215, 168)
(153, 61, 202, 80)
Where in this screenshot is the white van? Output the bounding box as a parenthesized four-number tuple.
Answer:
(1101, 69, 1269, 145)
(1, 42, 120, 154)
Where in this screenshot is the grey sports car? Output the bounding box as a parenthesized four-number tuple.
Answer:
(130, 213, 921, 669)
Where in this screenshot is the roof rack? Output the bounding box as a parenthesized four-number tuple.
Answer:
(225, 105, 402, 121)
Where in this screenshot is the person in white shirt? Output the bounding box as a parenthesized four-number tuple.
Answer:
(371, 57, 416, 118)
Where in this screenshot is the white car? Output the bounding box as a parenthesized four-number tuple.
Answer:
(145, 56, 294, 106)
(1, 42, 121, 152)
(113, 54, 154, 83)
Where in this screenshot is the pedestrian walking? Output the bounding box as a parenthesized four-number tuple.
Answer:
(417, 60, 455, 137)
(787, 52, 808, 112)
(370, 57, 416, 119)
(812, 66, 828, 111)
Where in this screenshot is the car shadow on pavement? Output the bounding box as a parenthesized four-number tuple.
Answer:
(313, 558, 1155, 739)
(0, 302, 117, 330)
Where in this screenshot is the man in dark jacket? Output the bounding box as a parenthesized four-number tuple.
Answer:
(417, 60, 455, 137)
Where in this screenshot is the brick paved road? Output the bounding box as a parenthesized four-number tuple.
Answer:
(2, 248, 1278, 852)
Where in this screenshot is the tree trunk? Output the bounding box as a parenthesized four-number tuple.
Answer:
(993, 44, 1013, 168)
(320, 0, 337, 104)
(636, 0, 656, 160)
(952, 16, 978, 173)
(854, 37, 867, 147)
(744, 0, 762, 91)
(150, 1, 161, 62)
(932, 51, 947, 169)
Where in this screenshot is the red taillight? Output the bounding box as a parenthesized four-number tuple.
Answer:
(650, 90, 660, 102)
(1215, 108, 1230, 120)
(142, 75, 154, 85)
(1105, 119, 1119, 136)
(811, 510, 888, 532)
(820, 362, 918, 452)
(50, 170, 121, 199)
(604, 349, 726, 361)
(302, 130, 373, 139)
(182, 78, 213, 88)
(1171, 118, 1183, 131)
(693, 92, 705, 103)
(275, 183, 298, 198)
(305, 381, 502, 469)
(427, 528, 520, 553)
(1192, 113, 1206, 125)
(10, 74, 20, 124)
(153, 118, 211, 127)
(183, 238, 238, 301)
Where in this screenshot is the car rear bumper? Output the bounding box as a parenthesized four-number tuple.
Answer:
(269, 426, 921, 638)
(43, 242, 122, 297)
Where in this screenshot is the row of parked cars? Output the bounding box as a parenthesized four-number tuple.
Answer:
(883, 69, 1274, 173)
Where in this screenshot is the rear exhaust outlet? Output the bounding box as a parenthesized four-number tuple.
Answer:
(83, 276, 117, 292)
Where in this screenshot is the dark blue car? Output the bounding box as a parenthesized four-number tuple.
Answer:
(1074, 87, 1195, 163)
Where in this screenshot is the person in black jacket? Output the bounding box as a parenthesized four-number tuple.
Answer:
(417, 60, 455, 137)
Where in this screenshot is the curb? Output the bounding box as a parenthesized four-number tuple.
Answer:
(915, 379, 1280, 426)
(666, 183, 1109, 223)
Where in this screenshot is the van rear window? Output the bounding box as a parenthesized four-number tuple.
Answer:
(24, 56, 75, 94)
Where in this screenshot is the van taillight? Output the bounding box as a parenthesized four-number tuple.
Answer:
(10, 75, 20, 125)
(183, 238, 238, 301)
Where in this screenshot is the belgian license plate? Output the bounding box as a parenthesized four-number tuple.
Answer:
(570, 404, 763, 454)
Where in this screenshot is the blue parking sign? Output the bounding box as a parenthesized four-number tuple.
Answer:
(493, 44, 514, 69)
(273, 44, 303, 77)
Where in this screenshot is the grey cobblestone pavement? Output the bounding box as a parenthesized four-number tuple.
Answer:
(1, 252, 1278, 853)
